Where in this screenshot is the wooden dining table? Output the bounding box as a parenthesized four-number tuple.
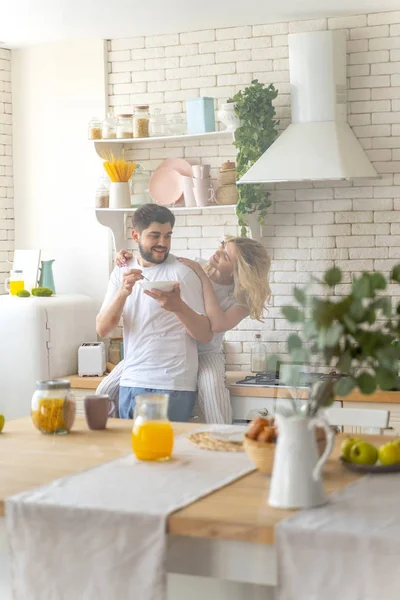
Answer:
(0, 417, 392, 600)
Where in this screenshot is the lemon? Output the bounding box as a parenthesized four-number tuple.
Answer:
(0, 414, 4, 433)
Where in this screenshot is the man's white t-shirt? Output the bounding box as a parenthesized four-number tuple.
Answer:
(101, 254, 206, 391)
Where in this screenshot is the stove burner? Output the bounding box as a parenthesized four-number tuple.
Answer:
(236, 370, 340, 387)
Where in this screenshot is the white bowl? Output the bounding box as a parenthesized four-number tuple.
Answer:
(139, 280, 179, 292)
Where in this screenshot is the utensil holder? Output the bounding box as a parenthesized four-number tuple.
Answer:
(109, 182, 131, 208)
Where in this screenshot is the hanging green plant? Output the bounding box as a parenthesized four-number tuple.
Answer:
(230, 80, 279, 236)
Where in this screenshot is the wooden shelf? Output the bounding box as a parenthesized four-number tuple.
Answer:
(95, 205, 236, 214)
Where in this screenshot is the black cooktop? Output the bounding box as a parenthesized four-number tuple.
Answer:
(236, 371, 340, 387)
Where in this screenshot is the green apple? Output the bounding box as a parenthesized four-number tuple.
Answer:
(340, 437, 362, 461)
(350, 441, 378, 465)
(0, 414, 4, 433)
(378, 442, 400, 466)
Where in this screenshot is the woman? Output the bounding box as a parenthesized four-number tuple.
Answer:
(97, 237, 271, 423)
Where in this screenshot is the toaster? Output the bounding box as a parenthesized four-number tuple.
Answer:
(78, 342, 106, 377)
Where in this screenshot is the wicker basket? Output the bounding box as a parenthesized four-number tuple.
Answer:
(217, 169, 236, 186)
(215, 184, 238, 205)
(243, 428, 328, 476)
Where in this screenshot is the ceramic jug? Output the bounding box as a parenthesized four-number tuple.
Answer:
(39, 260, 56, 293)
(268, 413, 335, 509)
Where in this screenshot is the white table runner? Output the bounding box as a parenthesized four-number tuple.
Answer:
(6, 430, 254, 600)
(277, 474, 400, 600)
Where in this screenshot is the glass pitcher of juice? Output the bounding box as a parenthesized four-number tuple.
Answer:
(5, 269, 24, 295)
(132, 394, 174, 461)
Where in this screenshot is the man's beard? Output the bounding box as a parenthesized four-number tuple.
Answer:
(138, 243, 169, 264)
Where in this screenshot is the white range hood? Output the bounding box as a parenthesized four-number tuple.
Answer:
(238, 30, 378, 184)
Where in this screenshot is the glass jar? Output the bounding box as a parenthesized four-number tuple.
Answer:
(102, 112, 117, 139)
(32, 380, 76, 435)
(167, 114, 186, 135)
(116, 114, 133, 139)
(4, 269, 24, 295)
(133, 105, 150, 138)
(131, 394, 174, 461)
(130, 165, 151, 206)
(88, 117, 102, 140)
(251, 334, 267, 373)
(109, 337, 122, 364)
(149, 108, 167, 137)
(95, 178, 109, 208)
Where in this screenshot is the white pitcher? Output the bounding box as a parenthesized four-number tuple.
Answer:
(268, 413, 335, 509)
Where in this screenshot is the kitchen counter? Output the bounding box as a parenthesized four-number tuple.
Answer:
(1, 416, 368, 542)
(65, 372, 400, 404)
(0, 417, 395, 599)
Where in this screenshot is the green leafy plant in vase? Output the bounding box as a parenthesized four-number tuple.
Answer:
(272, 265, 400, 416)
(230, 80, 279, 236)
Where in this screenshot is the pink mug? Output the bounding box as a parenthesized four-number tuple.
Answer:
(193, 176, 211, 188)
(193, 186, 215, 207)
(192, 164, 211, 179)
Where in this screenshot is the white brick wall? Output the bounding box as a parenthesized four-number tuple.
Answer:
(108, 10, 400, 371)
(0, 48, 13, 294)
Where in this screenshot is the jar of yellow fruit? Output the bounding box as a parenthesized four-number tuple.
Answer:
(132, 394, 174, 461)
(31, 380, 76, 435)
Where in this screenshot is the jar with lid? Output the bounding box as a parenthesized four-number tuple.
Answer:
(134, 105, 150, 138)
(88, 117, 102, 140)
(167, 114, 186, 135)
(132, 394, 174, 461)
(102, 112, 117, 139)
(130, 165, 151, 206)
(31, 380, 76, 434)
(251, 334, 267, 373)
(95, 177, 109, 208)
(149, 108, 167, 137)
(116, 114, 133, 139)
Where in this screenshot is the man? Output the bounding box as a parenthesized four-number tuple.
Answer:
(96, 204, 212, 422)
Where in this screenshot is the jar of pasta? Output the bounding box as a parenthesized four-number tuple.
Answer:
(133, 105, 150, 138)
(116, 114, 133, 139)
(88, 117, 102, 140)
(31, 380, 76, 434)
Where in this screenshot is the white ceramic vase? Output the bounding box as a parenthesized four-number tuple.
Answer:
(217, 103, 240, 132)
(109, 182, 131, 208)
(268, 413, 335, 510)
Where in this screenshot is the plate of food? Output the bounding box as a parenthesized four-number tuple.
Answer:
(339, 437, 400, 474)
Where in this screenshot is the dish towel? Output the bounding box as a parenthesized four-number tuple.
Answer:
(276, 474, 400, 600)
(6, 430, 254, 600)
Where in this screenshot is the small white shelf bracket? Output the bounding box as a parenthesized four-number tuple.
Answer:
(94, 141, 124, 158)
(95, 209, 132, 251)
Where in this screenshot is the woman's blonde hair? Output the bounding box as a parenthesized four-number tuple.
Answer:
(227, 237, 271, 321)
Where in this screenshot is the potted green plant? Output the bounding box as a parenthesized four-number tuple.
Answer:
(230, 80, 279, 236)
(273, 265, 400, 415)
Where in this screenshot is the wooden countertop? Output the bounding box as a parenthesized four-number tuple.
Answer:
(0, 416, 388, 545)
(66, 372, 400, 404)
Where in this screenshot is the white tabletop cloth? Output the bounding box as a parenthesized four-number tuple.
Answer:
(6, 430, 254, 600)
(276, 474, 400, 600)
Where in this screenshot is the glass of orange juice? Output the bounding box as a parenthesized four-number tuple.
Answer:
(5, 269, 25, 296)
(132, 394, 174, 461)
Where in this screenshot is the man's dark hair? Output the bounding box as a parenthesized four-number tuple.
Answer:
(132, 204, 175, 233)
